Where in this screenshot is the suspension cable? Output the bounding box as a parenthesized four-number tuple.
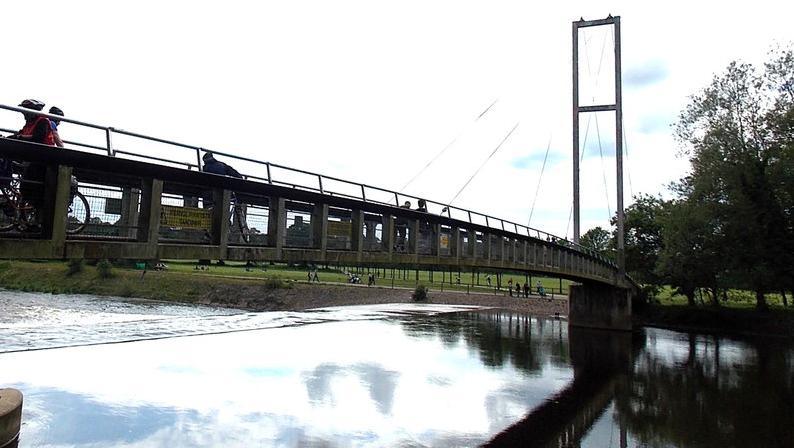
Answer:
(448, 122, 520, 205)
(594, 114, 612, 219)
(399, 99, 498, 193)
(527, 135, 553, 227)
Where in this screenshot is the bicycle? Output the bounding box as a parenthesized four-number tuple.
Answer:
(0, 175, 91, 234)
(229, 195, 250, 243)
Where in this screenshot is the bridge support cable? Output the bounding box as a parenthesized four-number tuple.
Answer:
(448, 122, 520, 205)
(397, 99, 499, 198)
(622, 125, 635, 199)
(594, 114, 612, 220)
(527, 135, 553, 227)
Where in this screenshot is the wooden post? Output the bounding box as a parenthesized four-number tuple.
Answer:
(312, 203, 328, 260)
(120, 187, 141, 239)
(137, 178, 163, 259)
(452, 228, 460, 262)
(42, 165, 72, 255)
(381, 214, 394, 260)
(409, 219, 419, 255)
(210, 189, 231, 257)
(267, 196, 286, 258)
(351, 209, 364, 261)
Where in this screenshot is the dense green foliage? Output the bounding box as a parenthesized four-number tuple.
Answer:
(600, 45, 794, 309)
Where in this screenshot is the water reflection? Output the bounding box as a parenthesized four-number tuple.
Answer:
(2, 292, 792, 447)
(0, 300, 573, 447)
(611, 332, 794, 448)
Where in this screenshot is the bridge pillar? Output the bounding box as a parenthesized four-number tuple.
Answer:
(408, 219, 419, 256)
(136, 178, 163, 258)
(41, 165, 72, 255)
(119, 187, 141, 239)
(569, 282, 632, 331)
(466, 229, 476, 261)
(484, 233, 492, 264)
(210, 189, 231, 256)
(312, 203, 328, 259)
(431, 223, 440, 257)
(351, 209, 364, 261)
(451, 228, 460, 262)
(267, 197, 286, 258)
(381, 214, 393, 259)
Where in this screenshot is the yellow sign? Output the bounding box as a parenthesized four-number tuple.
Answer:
(160, 205, 212, 229)
(327, 220, 352, 237)
(440, 234, 449, 249)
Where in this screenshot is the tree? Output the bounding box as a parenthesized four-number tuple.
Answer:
(611, 194, 666, 287)
(579, 226, 613, 258)
(674, 48, 794, 309)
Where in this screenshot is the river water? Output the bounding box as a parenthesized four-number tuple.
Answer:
(0, 291, 791, 447)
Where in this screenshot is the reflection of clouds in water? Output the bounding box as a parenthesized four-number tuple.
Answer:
(427, 375, 452, 387)
(1, 310, 574, 447)
(302, 363, 400, 415)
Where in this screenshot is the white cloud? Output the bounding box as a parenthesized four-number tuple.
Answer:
(2, 0, 793, 238)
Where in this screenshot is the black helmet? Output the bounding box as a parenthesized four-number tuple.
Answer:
(49, 106, 64, 116)
(18, 99, 45, 111)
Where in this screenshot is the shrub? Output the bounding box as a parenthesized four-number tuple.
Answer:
(96, 259, 114, 279)
(264, 277, 287, 290)
(412, 284, 429, 301)
(66, 259, 84, 276)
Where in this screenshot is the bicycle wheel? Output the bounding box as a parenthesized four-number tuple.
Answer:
(0, 185, 19, 232)
(66, 192, 90, 234)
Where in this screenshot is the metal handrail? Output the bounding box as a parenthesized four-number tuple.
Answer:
(0, 102, 614, 266)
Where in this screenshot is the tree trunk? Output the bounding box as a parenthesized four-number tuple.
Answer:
(756, 289, 768, 310)
(709, 287, 721, 307)
(782, 290, 788, 307)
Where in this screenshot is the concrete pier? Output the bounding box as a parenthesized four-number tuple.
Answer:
(0, 388, 22, 448)
(569, 282, 633, 331)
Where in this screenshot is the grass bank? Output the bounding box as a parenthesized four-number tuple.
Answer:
(0, 260, 288, 303)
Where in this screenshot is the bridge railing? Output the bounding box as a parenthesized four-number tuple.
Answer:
(0, 103, 615, 266)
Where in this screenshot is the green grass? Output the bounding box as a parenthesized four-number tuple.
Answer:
(0, 260, 285, 303)
(162, 260, 571, 294)
(653, 285, 791, 310)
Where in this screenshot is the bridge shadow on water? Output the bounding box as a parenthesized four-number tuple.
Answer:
(402, 310, 794, 448)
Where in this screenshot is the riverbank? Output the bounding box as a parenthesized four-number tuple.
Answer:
(637, 305, 794, 338)
(0, 261, 567, 316)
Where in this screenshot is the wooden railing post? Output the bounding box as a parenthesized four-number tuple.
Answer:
(351, 209, 364, 261)
(267, 196, 286, 258)
(312, 203, 328, 260)
(381, 214, 394, 259)
(210, 189, 231, 257)
(120, 187, 141, 239)
(137, 178, 163, 259)
(42, 165, 72, 255)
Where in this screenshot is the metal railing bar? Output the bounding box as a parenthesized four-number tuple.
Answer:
(114, 150, 195, 168)
(1, 103, 611, 263)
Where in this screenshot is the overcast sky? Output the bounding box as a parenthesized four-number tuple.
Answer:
(3, 0, 793, 238)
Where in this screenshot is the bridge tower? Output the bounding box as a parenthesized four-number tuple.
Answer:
(570, 16, 632, 331)
(572, 15, 625, 276)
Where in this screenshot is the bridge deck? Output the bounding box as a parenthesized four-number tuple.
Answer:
(0, 138, 620, 285)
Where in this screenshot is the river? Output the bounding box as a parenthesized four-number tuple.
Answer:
(0, 291, 791, 447)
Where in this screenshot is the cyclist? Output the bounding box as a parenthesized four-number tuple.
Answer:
(7, 99, 54, 214)
(48, 107, 65, 147)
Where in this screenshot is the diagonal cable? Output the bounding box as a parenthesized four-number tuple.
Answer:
(449, 122, 520, 205)
(528, 135, 553, 227)
(399, 99, 498, 193)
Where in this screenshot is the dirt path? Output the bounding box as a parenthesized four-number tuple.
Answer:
(198, 281, 569, 316)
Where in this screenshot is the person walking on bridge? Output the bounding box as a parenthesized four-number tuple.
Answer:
(202, 152, 242, 178)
